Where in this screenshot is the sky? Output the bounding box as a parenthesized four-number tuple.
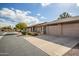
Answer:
(0, 3, 79, 27)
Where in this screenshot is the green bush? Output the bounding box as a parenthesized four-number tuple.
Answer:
(21, 31, 27, 35)
(27, 32, 38, 36)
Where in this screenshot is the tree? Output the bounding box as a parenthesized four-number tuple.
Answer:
(15, 22, 27, 31)
(58, 12, 71, 19)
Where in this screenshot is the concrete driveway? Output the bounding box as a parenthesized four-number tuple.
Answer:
(0, 32, 79, 56)
(24, 35, 79, 56)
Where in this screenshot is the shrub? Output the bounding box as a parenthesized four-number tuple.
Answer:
(27, 32, 38, 36)
(21, 31, 27, 35)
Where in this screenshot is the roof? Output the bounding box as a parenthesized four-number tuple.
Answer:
(28, 22, 47, 27)
(28, 16, 79, 27)
(46, 16, 79, 25)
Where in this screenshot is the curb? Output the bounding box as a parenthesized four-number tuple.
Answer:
(0, 32, 7, 40)
(0, 36, 4, 40)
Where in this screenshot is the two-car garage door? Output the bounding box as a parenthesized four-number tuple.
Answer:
(46, 22, 79, 37)
(63, 23, 79, 37)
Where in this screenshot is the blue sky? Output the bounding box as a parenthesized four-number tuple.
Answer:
(0, 3, 79, 27)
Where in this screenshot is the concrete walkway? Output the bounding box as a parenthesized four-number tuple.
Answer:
(24, 35, 79, 56)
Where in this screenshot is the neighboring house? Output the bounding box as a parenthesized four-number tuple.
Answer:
(27, 16, 79, 38)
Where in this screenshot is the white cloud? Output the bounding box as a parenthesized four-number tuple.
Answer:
(76, 3, 79, 6)
(20, 16, 39, 26)
(36, 13, 41, 16)
(0, 18, 6, 22)
(36, 13, 47, 20)
(40, 16, 47, 19)
(69, 12, 79, 16)
(0, 8, 39, 26)
(41, 3, 52, 7)
(0, 8, 15, 18)
(26, 11, 31, 14)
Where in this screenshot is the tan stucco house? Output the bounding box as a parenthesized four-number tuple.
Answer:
(27, 16, 79, 38)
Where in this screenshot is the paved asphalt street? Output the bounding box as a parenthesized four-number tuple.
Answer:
(0, 32, 48, 56)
